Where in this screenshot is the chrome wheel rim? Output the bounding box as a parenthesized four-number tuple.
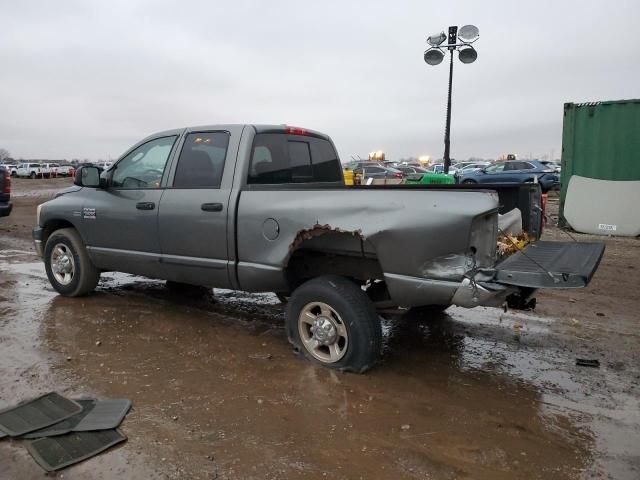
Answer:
(51, 243, 75, 285)
(298, 302, 348, 364)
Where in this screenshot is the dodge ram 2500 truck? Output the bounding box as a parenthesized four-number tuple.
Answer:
(33, 125, 604, 372)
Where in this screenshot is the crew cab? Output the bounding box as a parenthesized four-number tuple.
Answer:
(33, 125, 604, 372)
(0, 166, 12, 217)
(16, 163, 44, 179)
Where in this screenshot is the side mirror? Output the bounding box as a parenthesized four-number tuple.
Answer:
(74, 166, 101, 187)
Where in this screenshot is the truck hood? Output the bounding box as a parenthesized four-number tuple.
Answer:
(54, 185, 82, 199)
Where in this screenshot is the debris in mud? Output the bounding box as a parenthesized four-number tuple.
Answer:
(0, 392, 82, 437)
(497, 231, 531, 258)
(0, 392, 131, 472)
(248, 353, 273, 361)
(576, 358, 600, 368)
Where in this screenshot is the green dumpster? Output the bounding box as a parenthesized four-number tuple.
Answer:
(404, 173, 455, 185)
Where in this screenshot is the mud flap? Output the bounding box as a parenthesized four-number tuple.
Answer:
(495, 241, 604, 289)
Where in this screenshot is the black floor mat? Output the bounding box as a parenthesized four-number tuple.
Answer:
(26, 429, 127, 472)
(0, 393, 83, 437)
(23, 400, 96, 439)
(74, 399, 131, 431)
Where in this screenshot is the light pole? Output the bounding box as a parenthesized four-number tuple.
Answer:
(424, 25, 479, 174)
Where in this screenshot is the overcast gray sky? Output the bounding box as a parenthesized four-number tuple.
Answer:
(1, 0, 638, 162)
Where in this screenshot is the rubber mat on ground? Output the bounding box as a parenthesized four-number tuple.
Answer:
(74, 399, 131, 432)
(0, 392, 83, 437)
(23, 400, 96, 439)
(26, 429, 127, 472)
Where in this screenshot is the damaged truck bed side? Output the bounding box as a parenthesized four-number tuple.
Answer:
(33, 124, 604, 372)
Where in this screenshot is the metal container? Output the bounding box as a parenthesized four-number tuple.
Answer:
(560, 99, 640, 223)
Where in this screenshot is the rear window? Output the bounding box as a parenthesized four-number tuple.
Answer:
(248, 134, 341, 184)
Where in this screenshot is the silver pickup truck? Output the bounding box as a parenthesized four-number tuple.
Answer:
(33, 124, 604, 372)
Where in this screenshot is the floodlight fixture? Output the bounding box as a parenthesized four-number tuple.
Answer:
(422, 24, 479, 174)
(458, 24, 479, 43)
(427, 32, 446, 46)
(424, 48, 444, 66)
(458, 45, 478, 64)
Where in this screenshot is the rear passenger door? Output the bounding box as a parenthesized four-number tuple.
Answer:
(157, 129, 237, 288)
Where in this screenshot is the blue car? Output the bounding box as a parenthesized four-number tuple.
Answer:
(457, 160, 559, 192)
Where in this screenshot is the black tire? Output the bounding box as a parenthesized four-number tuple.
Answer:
(462, 179, 476, 184)
(286, 275, 382, 373)
(30, 172, 36, 179)
(44, 228, 100, 297)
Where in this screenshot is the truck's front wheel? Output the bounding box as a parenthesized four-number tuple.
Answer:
(44, 228, 100, 297)
(286, 275, 382, 373)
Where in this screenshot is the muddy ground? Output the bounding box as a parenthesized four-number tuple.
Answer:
(0, 177, 638, 479)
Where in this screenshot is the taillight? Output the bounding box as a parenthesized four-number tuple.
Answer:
(2, 171, 10, 194)
(394, 172, 403, 178)
(285, 126, 308, 136)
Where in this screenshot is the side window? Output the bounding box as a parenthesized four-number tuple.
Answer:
(112, 136, 177, 189)
(486, 163, 505, 173)
(173, 132, 230, 188)
(248, 134, 290, 184)
(521, 162, 535, 170)
(248, 133, 342, 184)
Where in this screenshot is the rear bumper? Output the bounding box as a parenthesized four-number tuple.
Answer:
(0, 201, 12, 217)
(384, 273, 517, 308)
(32, 227, 43, 257)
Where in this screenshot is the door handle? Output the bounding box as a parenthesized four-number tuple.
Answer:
(136, 202, 156, 210)
(201, 202, 223, 212)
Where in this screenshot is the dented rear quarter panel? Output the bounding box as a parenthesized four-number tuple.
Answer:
(235, 187, 500, 297)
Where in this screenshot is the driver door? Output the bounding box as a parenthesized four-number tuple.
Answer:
(82, 135, 179, 277)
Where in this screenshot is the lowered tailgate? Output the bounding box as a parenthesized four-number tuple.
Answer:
(495, 241, 604, 289)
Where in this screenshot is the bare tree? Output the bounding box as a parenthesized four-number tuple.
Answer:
(0, 148, 10, 162)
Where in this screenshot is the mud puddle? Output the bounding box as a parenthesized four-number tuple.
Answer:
(1, 255, 638, 479)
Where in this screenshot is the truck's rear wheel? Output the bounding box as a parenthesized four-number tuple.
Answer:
(44, 228, 100, 297)
(286, 275, 382, 373)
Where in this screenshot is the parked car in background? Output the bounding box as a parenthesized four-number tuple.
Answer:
(0, 166, 12, 217)
(0, 164, 18, 177)
(428, 163, 459, 175)
(56, 164, 76, 177)
(457, 160, 559, 192)
(456, 161, 491, 173)
(41, 163, 59, 178)
(353, 164, 404, 181)
(394, 165, 428, 175)
(540, 160, 561, 173)
(97, 161, 113, 170)
(343, 160, 379, 170)
(16, 163, 44, 178)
